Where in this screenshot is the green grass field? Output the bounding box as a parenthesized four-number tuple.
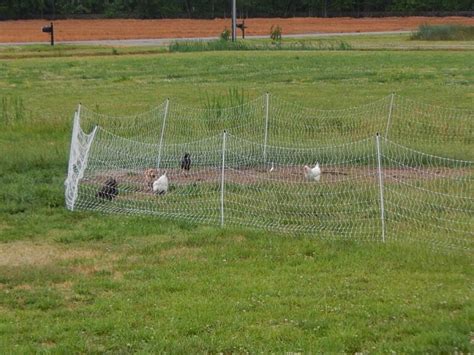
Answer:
(0, 35, 473, 352)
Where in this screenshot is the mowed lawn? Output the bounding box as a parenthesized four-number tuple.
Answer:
(0, 43, 473, 352)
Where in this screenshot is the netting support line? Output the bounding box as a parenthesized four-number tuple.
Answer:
(220, 130, 227, 227)
(156, 98, 170, 169)
(375, 133, 386, 243)
(385, 92, 395, 138)
(263, 92, 270, 163)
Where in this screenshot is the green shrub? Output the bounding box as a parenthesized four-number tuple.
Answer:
(411, 24, 474, 41)
(220, 28, 231, 41)
(168, 39, 352, 53)
(270, 25, 282, 43)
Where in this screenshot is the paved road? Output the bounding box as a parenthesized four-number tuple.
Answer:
(0, 30, 412, 46)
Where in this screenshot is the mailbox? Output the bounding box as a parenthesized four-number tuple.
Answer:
(42, 22, 54, 46)
(236, 21, 247, 39)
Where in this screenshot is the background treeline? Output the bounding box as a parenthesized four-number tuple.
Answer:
(1, 0, 473, 20)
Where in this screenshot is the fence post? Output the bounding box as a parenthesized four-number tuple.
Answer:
(384, 92, 395, 138)
(157, 98, 170, 169)
(375, 133, 386, 243)
(220, 130, 227, 227)
(263, 92, 270, 163)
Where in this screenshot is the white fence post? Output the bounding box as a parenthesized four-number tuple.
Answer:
(263, 92, 270, 163)
(157, 98, 170, 169)
(384, 92, 395, 138)
(220, 130, 227, 227)
(375, 133, 386, 243)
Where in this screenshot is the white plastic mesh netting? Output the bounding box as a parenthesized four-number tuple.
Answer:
(223, 134, 381, 241)
(65, 112, 98, 211)
(387, 95, 474, 160)
(65, 94, 473, 251)
(267, 95, 391, 147)
(381, 138, 473, 251)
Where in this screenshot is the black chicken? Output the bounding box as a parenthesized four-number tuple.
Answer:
(181, 153, 191, 171)
(96, 177, 118, 201)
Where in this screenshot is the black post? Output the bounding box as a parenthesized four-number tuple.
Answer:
(50, 22, 54, 46)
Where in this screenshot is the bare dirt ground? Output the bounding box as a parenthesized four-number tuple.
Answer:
(88, 166, 467, 196)
(1, 17, 473, 43)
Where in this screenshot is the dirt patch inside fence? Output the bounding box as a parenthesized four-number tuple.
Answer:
(1, 17, 474, 43)
(86, 166, 470, 195)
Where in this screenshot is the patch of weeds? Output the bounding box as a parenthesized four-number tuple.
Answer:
(0, 265, 69, 286)
(0, 96, 28, 125)
(0, 287, 64, 310)
(220, 28, 231, 41)
(270, 25, 282, 44)
(411, 24, 474, 41)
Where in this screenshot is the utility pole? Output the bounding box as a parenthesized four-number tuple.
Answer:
(231, 0, 237, 42)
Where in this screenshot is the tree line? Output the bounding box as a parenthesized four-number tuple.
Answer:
(1, 0, 472, 20)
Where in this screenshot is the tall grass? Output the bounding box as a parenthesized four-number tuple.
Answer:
(0, 96, 28, 125)
(169, 39, 352, 52)
(411, 24, 474, 41)
(203, 88, 249, 118)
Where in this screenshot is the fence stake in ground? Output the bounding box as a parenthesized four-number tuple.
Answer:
(157, 98, 169, 169)
(220, 130, 227, 227)
(385, 92, 395, 138)
(375, 133, 386, 242)
(263, 92, 270, 163)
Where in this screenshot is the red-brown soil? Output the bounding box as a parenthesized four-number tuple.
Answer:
(89, 166, 466, 194)
(1, 17, 473, 43)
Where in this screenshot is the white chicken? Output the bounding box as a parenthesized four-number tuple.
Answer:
(269, 162, 275, 173)
(153, 172, 169, 195)
(304, 163, 321, 182)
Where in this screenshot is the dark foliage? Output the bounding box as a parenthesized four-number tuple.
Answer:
(411, 24, 474, 40)
(0, 0, 472, 20)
